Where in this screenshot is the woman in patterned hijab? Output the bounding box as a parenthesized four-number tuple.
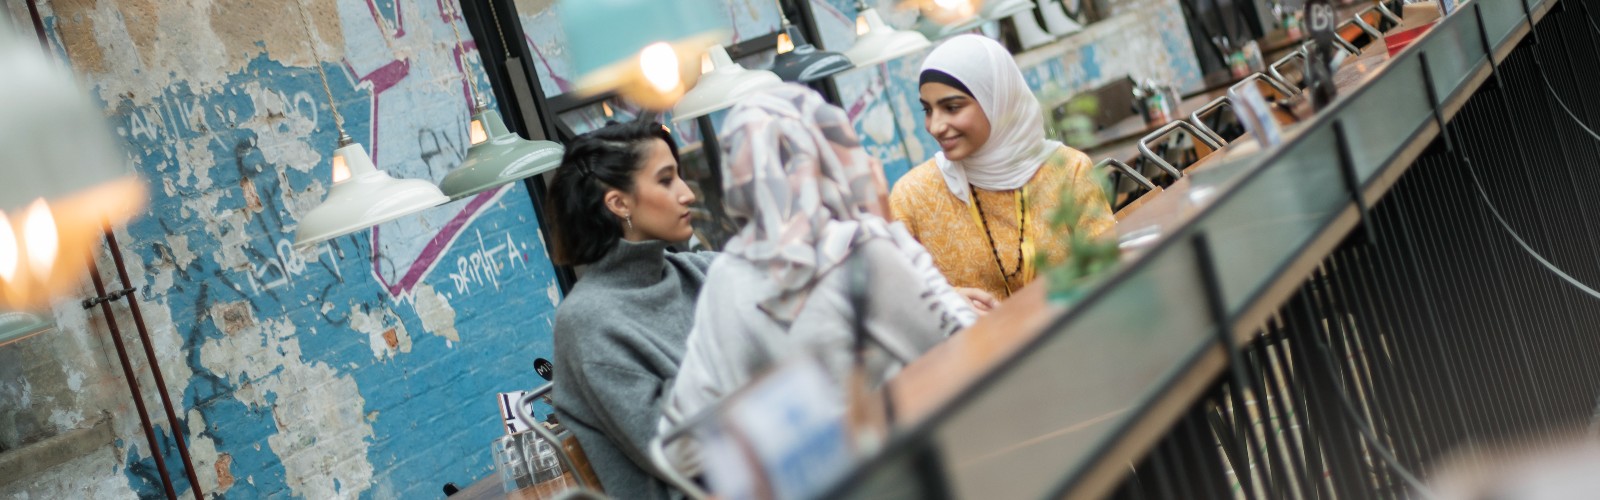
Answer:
(661, 83, 975, 430)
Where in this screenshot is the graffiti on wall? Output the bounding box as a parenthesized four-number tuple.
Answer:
(17, 0, 563, 498)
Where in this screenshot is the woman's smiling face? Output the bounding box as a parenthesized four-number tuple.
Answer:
(920, 82, 991, 161)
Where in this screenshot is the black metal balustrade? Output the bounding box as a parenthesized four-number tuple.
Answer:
(827, 0, 1600, 498)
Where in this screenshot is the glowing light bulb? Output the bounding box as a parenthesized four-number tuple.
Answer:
(23, 199, 57, 280)
(639, 42, 682, 93)
(776, 32, 795, 54)
(332, 153, 352, 183)
(701, 53, 715, 75)
(469, 118, 489, 145)
(603, 102, 615, 118)
(922, 0, 977, 24)
(0, 211, 16, 283)
(856, 14, 870, 35)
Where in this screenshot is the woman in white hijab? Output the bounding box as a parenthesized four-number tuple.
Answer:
(660, 83, 976, 432)
(890, 34, 1115, 301)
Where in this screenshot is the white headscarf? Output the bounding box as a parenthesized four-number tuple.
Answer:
(920, 34, 1063, 203)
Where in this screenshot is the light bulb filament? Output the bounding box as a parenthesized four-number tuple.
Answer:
(469, 118, 489, 145)
(0, 211, 15, 283)
(639, 42, 682, 93)
(23, 199, 57, 281)
(332, 154, 352, 183)
(777, 32, 795, 54)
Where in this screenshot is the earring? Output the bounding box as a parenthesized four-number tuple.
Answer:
(626, 215, 633, 231)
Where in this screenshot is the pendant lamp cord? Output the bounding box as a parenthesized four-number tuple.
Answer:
(294, 0, 347, 137)
(444, 2, 485, 109)
(486, 0, 513, 56)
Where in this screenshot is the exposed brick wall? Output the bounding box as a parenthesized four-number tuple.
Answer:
(4, 0, 561, 497)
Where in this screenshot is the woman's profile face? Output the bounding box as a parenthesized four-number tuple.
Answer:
(617, 138, 697, 243)
(920, 82, 991, 161)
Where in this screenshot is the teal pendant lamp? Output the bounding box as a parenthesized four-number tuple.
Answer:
(983, 0, 1036, 19)
(674, 45, 783, 122)
(558, 0, 731, 110)
(917, 0, 1038, 40)
(439, 106, 564, 200)
(437, 11, 564, 200)
(770, 2, 853, 84)
(771, 25, 854, 83)
(915, 13, 986, 40)
(846, 3, 934, 69)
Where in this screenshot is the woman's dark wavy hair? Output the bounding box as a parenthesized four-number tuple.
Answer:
(545, 120, 681, 266)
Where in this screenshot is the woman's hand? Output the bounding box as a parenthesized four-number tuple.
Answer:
(955, 287, 999, 314)
(867, 157, 892, 220)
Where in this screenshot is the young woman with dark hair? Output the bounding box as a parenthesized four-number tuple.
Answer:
(545, 120, 712, 500)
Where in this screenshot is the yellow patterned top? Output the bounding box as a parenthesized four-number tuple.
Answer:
(889, 146, 1116, 299)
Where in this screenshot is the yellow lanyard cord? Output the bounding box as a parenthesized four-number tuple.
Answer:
(965, 186, 1034, 296)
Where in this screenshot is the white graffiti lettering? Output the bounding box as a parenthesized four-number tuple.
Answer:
(246, 239, 340, 294)
(447, 230, 523, 294)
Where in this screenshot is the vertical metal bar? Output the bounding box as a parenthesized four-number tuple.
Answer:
(1261, 319, 1315, 499)
(24, 0, 49, 50)
(1365, 182, 1457, 471)
(102, 228, 203, 499)
(1343, 243, 1432, 475)
(1206, 397, 1253, 498)
(1506, 23, 1600, 427)
(85, 257, 178, 500)
(1247, 337, 1299, 500)
(1192, 233, 1270, 500)
(1307, 269, 1389, 496)
(1333, 121, 1375, 245)
(1444, 93, 1560, 440)
(1387, 165, 1488, 453)
(1330, 247, 1421, 475)
(1278, 299, 1333, 499)
(1179, 405, 1230, 500)
(1318, 261, 1403, 498)
(1472, 11, 1582, 437)
(1535, 4, 1600, 412)
(1147, 437, 1183, 500)
(1400, 151, 1518, 444)
(1288, 288, 1365, 498)
(1408, 52, 1510, 443)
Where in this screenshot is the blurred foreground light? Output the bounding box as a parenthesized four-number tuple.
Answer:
(558, 0, 729, 110)
(0, 12, 148, 312)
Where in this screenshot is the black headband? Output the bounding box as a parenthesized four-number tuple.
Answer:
(918, 69, 974, 98)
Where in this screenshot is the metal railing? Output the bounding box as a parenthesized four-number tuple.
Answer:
(824, 0, 1599, 498)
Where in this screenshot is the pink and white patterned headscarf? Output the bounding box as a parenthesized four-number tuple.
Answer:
(719, 84, 975, 328)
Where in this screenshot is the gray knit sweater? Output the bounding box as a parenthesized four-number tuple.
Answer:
(552, 239, 715, 500)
